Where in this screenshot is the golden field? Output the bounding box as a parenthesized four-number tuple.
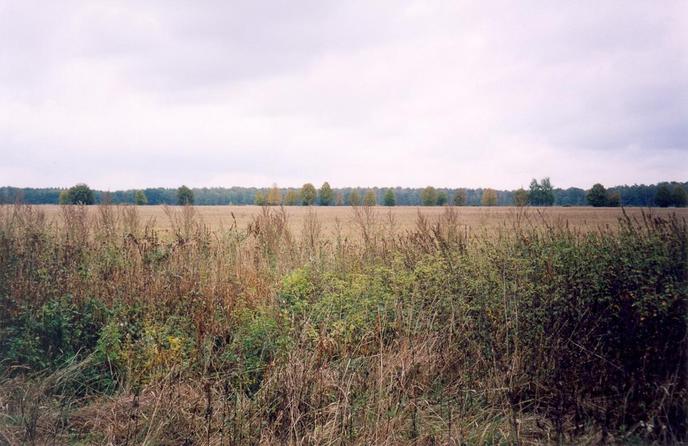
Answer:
(18, 204, 688, 238)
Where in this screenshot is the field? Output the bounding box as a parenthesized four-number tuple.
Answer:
(1, 204, 687, 444)
(30, 204, 688, 236)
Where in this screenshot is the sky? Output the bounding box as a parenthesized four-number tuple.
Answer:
(1, 0, 687, 190)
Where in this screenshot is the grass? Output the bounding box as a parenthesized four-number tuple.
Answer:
(0, 203, 686, 445)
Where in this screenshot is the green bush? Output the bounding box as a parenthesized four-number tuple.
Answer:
(223, 305, 290, 394)
(0, 295, 107, 372)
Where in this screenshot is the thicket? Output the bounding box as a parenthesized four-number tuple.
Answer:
(0, 204, 686, 444)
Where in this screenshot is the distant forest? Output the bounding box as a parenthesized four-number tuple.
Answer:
(1, 181, 687, 207)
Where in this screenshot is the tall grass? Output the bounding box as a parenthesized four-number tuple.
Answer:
(0, 203, 686, 444)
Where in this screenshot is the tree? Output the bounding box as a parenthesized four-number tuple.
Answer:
(284, 189, 300, 206)
(135, 190, 148, 205)
(541, 177, 555, 205)
(436, 191, 448, 206)
(348, 190, 361, 206)
(363, 190, 376, 206)
(59, 190, 69, 205)
(420, 186, 437, 206)
(383, 189, 396, 206)
(453, 189, 467, 206)
(254, 191, 267, 206)
(672, 185, 687, 207)
(528, 178, 555, 206)
(301, 183, 317, 205)
(318, 182, 334, 206)
(655, 183, 673, 207)
(481, 188, 497, 206)
(607, 191, 621, 207)
(587, 184, 608, 207)
(335, 192, 344, 206)
(267, 184, 281, 206)
(513, 188, 528, 206)
(65, 183, 95, 205)
(177, 185, 194, 205)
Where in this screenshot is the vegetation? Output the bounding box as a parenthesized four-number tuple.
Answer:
(453, 189, 467, 206)
(134, 190, 147, 205)
(348, 190, 361, 206)
(301, 183, 317, 206)
(656, 183, 688, 208)
(480, 188, 497, 206)
(363, 189, 376, 206)
(59, 184, 95, 205)
(528, 177, 555, 206)
(2, 181, 687, 207)
(420, 186, 437, 206)
(284, 189, 300, 206)
(265, 184, 281, 206)
(318, 182, 334, 206)
(587, 183, 609, 207)
(176, 185, 194, 205)
(674, 185, 688, 207)
(0, 204, 686, 444)
(513, 188, 528, 206)
(383, 189, 395, 206)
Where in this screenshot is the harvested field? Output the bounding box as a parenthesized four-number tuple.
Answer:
(20, 204, 688, 238)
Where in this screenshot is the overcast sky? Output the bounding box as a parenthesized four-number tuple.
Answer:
(1, 1, 686, 190)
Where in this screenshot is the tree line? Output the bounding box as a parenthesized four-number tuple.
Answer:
(1, 179, 686, 207)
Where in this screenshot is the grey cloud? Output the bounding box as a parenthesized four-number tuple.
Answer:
(0, 0, 686, 189)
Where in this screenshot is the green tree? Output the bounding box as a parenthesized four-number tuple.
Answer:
(65, 183, 95, 205)
(318, 182, 334, 206)
(481, 188, 497, 206)
(607, 191, 621, 207)
(348, 190, 361, 206)
(587, 184, 608, 207)
(436, 191, 448, 206)
(453, 189, 467, 206)
(655, 183, 673, 207)
(177, 185, 194, 205)
(255, 191, 267, 206)
(672, 185, 687, 207)
(383, 189, 396, 206)
(420, 186, 437, 206)
(134, 190, 148, 205)
(528, 178, 555, 206)
(363, 190, 376, 206)
(513, 188, 528, 206)
(301, 183, 317, 206)
(284, 189, 300, 206)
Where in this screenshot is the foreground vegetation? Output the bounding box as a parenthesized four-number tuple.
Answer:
(0, 204, 686, 444)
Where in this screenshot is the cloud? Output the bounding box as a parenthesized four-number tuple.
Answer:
(0, 0, 686, 190)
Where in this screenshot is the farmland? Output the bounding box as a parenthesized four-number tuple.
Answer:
(1, 204, 687, 444)
(25, 204, 688, 236)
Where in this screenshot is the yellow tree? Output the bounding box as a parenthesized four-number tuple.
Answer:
(267, 183, 282, 206)
(481, 188, 497, 206)
(284, 189, 300, 206)
(363, 190, 376, 206)
(348, 190, 361, 206)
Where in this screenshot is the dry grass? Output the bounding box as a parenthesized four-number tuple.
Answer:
(21, 204, 688, 238)
(1, 204, 686, 444)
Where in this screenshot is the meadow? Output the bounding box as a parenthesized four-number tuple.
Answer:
(0, 204, 686, 444)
